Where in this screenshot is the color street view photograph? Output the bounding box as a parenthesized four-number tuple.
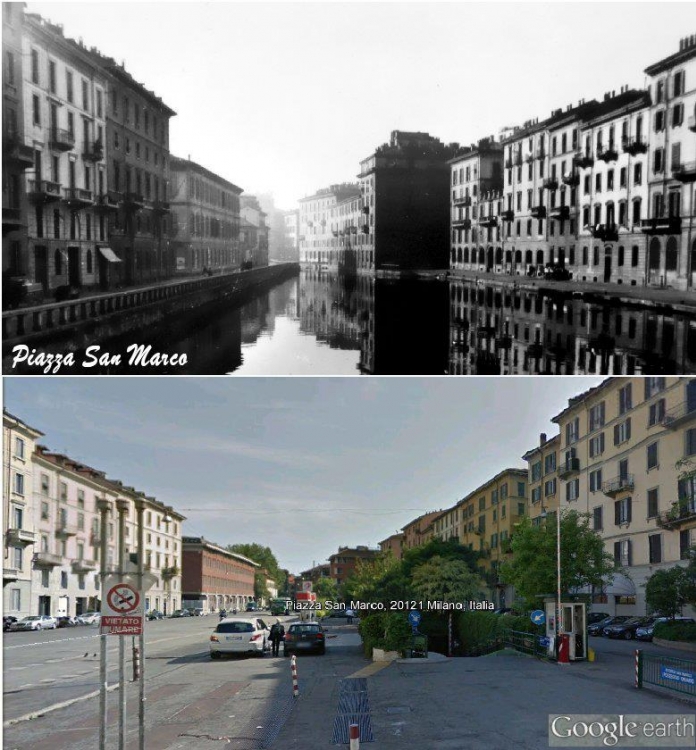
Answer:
(2, 2, 696, 375)
(3, 375, 696, 749)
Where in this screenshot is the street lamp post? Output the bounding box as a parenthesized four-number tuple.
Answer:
(541, 506, 562, 656)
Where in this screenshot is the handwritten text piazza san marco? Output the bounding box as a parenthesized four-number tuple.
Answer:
(293, 600, 496, 612)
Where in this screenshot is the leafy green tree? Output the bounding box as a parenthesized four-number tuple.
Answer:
(500, 510, 615, 610)
(645, 567, 693, 619)
(342, 552, 407, 603)
(227, 543, 284, 587)
(411, 556, 488, 604)
(313, 577, 338, 601)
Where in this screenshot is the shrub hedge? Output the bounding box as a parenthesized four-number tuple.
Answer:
(653, 621, 696, 642)
(358, 612, 412, 657)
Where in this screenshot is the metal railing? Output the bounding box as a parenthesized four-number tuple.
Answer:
(636, 649, 696, 699)
(504, 629, 549, 658)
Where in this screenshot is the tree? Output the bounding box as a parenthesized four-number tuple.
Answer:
(411, 557, 488, 604)
(313, 577, 338, 601)
(500, 510, 615, 610)
(227, 543, 284, 586)
(645, 567, 693, 618)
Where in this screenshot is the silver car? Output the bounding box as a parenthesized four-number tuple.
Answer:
(10, 615, 57, 631)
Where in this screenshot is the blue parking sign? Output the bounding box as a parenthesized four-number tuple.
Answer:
(408, 610, 422, 627)
(531, 610, 545, 626)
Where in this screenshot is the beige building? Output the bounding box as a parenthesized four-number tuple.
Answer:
(3, 412, 44, 619)
(378, 532, 404, 559)
(552, 376, 696, 615)
(522, 432, 561, 526)
(401, 511, 443, 552)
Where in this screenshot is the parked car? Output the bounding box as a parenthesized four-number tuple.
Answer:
(284, 623, 326, 656)
(544, 263, 572, 281)
(586, 612, 610, 626)
(56, 616, 78, 628)
(603, 616, 654, 640)
(170, 609, 191, 618)
(10, 615, 57, 631)
(187, 608, 203, 617)
(588, 615, 629, 636)
(76, 611, 101, 626)
(636, 616, 696, 641)
(147, 610, 165, 621)
(245, 602, 258, 612)
(209, 617, 270, 659)
(3, 616, 17, 631)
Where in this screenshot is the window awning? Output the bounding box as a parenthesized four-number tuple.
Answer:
(98, 247, 122, 263)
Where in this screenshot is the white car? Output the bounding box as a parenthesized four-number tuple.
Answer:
(210, 617, 270, 659)
(10, 615, 57, 631)
(76, 611, 101, 626)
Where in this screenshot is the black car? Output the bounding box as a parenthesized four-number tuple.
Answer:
(3, 616, 17, 632)
(603, 616, 653, 640)
(147, 610, 164, 621)
(588, 615, 629, 636)
(284, 623, 326, 656)
(187, 608, 202, 617)
(56, 616, 78, 628)
(587, 611, 611, 626)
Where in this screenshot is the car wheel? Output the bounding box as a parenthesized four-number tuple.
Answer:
(36, 624, 42, 631)
(624, 631, 633, 640)
(211, 651, 221, 660)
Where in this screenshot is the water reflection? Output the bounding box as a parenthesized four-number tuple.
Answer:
(448, 279, 696, 375)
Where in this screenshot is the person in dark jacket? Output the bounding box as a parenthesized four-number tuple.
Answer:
(269, 619, 285, 656)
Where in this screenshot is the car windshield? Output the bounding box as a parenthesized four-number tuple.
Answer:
(23, 616, 40, 621)
(217, 621, 254, 633)
(291, 625, 321, 634)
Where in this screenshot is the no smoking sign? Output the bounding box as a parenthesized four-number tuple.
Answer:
(107, 583, 140, 613)
(102, 575, 144, 635)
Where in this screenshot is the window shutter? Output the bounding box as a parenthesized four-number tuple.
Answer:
(614, 425, 620, 445)
(626, 418, 631, 440)
(627, 497, 632, 523)
(627, 540, 632, 567)
(678, 478, 686, 501)
(614, 541, 621, 564)
(615, 501, 621, 526)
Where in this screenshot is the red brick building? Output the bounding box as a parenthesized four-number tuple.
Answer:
(181, 536, 257, 613)
(328, 546, 379, 587)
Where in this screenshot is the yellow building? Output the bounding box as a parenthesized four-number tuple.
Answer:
(551, 376, 696, 616)
(523, 432, 561, 525)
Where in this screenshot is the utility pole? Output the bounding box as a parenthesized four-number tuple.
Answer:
(96, 497, 111, 750)
(135, 497, 146, 750)
(116, 498, 129, 750)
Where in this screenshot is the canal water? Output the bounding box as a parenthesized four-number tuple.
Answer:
(10, 268, 696, 374)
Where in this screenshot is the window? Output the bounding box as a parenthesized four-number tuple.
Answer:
(41, 501, 49, 520)
(615, 497, 632, 525)
(648, 534, 662, 564)
(633, 163, 642, 186)
(647, 441, 659, 471)
(32, 94, 40, 126)
(645, 377, 665, 398)
(589, 433, 605, 458)
(654, 148, 664, 174)
(544, 479, 557, 497)
(614, 418, 631, 445)
(517, 481, 525, 498)
(66, 70, 73, 103)
(589, 469, 603, 493)
(13, 473, 24, 495)
(31, 48, 39, 83)
(60, 481, 68, 501)
(647, 488, 659, 519)
(531, 486, 542, 504)
(491, 489, 499, 505)
(82, 78, 89, 110)
(41, 569, 49, 587)
(96, 89, 103, 118)
(618, 383, 632, 414)
(478, 496, 485, 511)
(648, 398, 665, 426)
(589, 402, 605, 431)
(566, 478, 580, 502)
(686, 428, 696, 457)
(655, 110, 665, 132)
(10, 589, 20, 611)
(565, 417, 580, 445)
(672, 104, 684, 128)
(61, 571, 68, 588)
(544, 453, 556, 475)
(14, 436, 25, 459)
(500, 483, 508, 500)
(593, 507, 603, 531)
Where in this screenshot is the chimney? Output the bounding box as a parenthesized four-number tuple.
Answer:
(540, 433, 547, 446)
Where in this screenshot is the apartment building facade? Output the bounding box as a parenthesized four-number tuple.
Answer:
(328, 546, 379, 587)
(551, 376, 696, 615)
(522, 433, 561, 525)
(181, 536, 257, 614)
(401, 511, 443, 551)
(169, 155, 243, 274)
(240, 194, 269, 268)
(3, 412, 44, 619)
(378, 532, 404, 559)
(643, 35, 696, 291)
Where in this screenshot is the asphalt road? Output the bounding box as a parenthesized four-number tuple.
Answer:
(3, 613, 361, 750)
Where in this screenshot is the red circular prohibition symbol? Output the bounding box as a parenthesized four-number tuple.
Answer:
(107, 583, 140, 613)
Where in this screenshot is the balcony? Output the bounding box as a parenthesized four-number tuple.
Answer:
(602, 474, 634, 497)
(622, 137, 647, 156)
(640, 216, 682, 235)
(56, 521, 78, 537)
(6, 528, 35, 546)
(83, 140, 104, 162)
(33, 550, 62, 567)
(161, 565, 179, 579)
(542, 177, 559, 191)
(71, 558, 97, 573)
(535, 148, 546, 161)
(590, 223, 618, 242)
(574, 152, 594, 169)
(453, 195, 472, 207)
(64, 187, 94, 209)
(530, 205, 546, 219)
(656, 501, 696, 530)
(562, 171, 579, 187)
(478, 216, 498, 228)
(3, 567, 19, 582)
(597, 145, 618, 163)
(3, 136, 34, 169)
(153, 200, 170, 214)
(121, 192, 144, 211)
(558, 457, 580, 478)
(662, 401, 696, 429)
(29, 179, 62, 203)
(94, 191, 121, 214)
(3, 206, 23, 233)
(501, 209, 515, 222)
(452, 218, 471, 229)
(689, 116, 696, 133)
(50, 128, 75, 152)
(549, 205, 571, 221)
(673, 161, 696, 183)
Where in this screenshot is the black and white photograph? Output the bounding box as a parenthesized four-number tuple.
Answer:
(2, 2, 695, 375)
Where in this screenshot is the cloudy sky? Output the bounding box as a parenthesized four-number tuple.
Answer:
(5, 376, 604, 573)
(26, 2, 692, 208)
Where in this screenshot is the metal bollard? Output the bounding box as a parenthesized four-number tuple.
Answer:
(291, 654, 299, 697)
(132, 643, 140, 681)
(349, 723, 360, 750)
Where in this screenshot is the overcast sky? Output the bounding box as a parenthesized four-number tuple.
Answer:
(25, 2, 692, 208)
(5, 376, 605, 573)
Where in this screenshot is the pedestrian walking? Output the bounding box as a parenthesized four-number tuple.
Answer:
(269, 619, 285, 656)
